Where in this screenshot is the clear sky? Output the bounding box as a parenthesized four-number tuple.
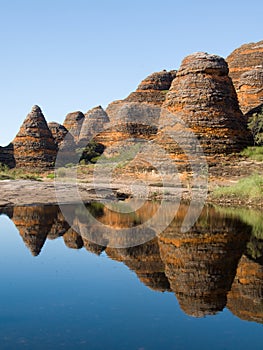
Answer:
(0, 0, 262, 145)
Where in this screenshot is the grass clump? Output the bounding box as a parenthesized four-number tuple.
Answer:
(241, 146, 263, 161)
(0, 163, 42, 181)
(213, 173, 263, 201)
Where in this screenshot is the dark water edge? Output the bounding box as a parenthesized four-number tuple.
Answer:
(0, 201, 262, 349)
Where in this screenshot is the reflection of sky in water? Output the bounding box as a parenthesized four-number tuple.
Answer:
(0, 210, 263, 349)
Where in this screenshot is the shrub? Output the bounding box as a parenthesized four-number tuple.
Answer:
(248, 107, 263, 145)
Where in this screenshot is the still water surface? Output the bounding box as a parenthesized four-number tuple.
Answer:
(0, 202, 262, 349)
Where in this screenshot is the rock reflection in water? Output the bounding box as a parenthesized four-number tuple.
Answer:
(1, 201, 263, 324)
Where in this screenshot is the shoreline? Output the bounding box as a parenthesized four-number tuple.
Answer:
(0, 178, 262, 210)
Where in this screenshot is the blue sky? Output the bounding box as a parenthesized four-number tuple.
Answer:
(0, 0, 262, 145)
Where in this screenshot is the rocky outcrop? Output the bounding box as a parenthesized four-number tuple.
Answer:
(12, 105, 57, 170)
(63, 111, 85, 142)
(79, 106, 110, 144)
(95, 102, 160, 156)
(227, 41, 263, 114)
(158, 205, 251, 317)
(49, 122, 76, 167)
(123, 70, 177, 107)
(102, 71, 176, 148)
(227, 255, 263, 323)
(162, 52, 252, 158)
(48, 122, 68, 146)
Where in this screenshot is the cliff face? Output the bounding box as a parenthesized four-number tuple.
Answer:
(12, 105, 57, 170)
(227, 40, 263, 114)
(162, 52, 252, 157)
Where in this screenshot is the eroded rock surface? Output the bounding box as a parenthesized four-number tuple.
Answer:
(13, 105, 57, 170)
(227, 40, 263, 113)
(162, 52, 252, 157)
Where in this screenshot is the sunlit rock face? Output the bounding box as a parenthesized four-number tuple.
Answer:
(121, 70, 177, 107)
(13, 105, 57, 170)
(227, 255, 263, 323)
(162, 52, 252, 157)
(11, 205, 59, 256)
(227, 40, 263, 114)
(158, 205, 251, 317)
(100, 70, 176, 154)
(106, 238, 171, 292)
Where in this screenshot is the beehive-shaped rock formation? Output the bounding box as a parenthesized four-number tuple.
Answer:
(63, 111, 85, 142)
(48, 122, 68, 146)
(227, 40, 263, 114)
(79, 106, 110, 144)
(13, 105, 57, 169)
(123, 70, 177, 107)
(162, 53, 252, 156)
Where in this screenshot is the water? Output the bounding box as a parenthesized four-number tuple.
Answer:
(0, 202, 262, 349)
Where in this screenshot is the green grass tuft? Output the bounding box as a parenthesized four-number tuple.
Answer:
(241, 146, 263, 161)
(213, 173, 263, 201)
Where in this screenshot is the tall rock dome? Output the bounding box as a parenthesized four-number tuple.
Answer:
(162, 52, 252, 156)
(63, 111, 85, 142)
(13, 105, 57, 170)
(227, 40, 263, 114)
(79, 106, 110, 144)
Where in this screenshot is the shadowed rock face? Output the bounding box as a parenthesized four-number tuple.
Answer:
(48, 121, 76, 167)
(48, 122, 68, 146)
(158, 206, 251, 317)
(0, 143, 15, 168)
(63, 111, 85, 142)
(227, 41, 263, 114)
(227, 255, 263, 323)
(162, 53, 252, 157)
(79, 106, 110, 144)
(13, 105, 57, 170)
